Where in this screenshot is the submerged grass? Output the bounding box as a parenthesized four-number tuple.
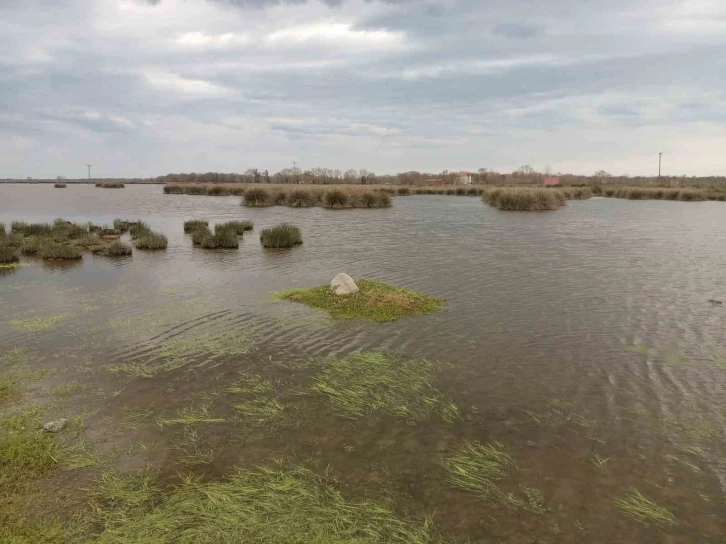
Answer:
(441, 440, 519, 506)
(614, 488, 676, 526)
(311, 351, 460, 422)
(10, 313, 71, 332)
(483, 187, 566, 211)
(276, 278, 446, 322)
(85, 459, 438, 543)
(260, 223, 302, 248)
(228, 374, 286, 426)
(157, 403, 225, 427)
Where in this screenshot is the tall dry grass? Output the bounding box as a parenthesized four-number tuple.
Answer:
(482, 188, 567, 211)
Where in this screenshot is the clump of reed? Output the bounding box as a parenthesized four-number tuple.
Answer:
(190, 226, 211, 246)
(93, 241, 132, 256)
(20, 238, 40, 256)
(134, 231, 168, 250)
(129, 221, 151, 239)
(323, 189, 349, 209)
(183, 219, 209, 233)
(215, 221, 253, 235)
(483, 187, 566, 211)
(39, 243, 83, 260)
(0, 245, 19, 264)
(260, 223, 302, 248)
(95, 182, 125, 188)
(11, 221, 53, 237)
(243, 188, 271, 207)
(54, 183, 66, 188)
(287, 189, 318, 207)
(560, 187, 593, 200)
(397, 187, 411, 196)
(113, 219, 138, 233)
(201, 228, 239, 249)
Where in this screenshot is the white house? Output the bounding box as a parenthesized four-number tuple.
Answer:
(457, 171, 473, 185)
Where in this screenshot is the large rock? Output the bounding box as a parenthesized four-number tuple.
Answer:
(43, 418, 68, 433)
(330, 273, 359, 295)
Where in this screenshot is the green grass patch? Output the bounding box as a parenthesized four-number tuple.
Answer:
(156, 403, 225, 427)
(260, 223, 302, 248)
(84, 460, 438, 543)
(614, 488, 676, 526)
(276, 279, 446, 322)
(0, 408, 59, 488)
(10, 313, 71, 332)
(227, 374, 286, 426)
(172, 427, 216, 466)
(310, 351, 460, 422)
(441, 440, 518, 506)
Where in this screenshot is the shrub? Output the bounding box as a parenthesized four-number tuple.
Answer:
(39, 243, 82, 260)
(287, 189, 315, 207)
(184, 219, 209, 233)
(243, 188, 271, 207)
(483, 188, 566, 211)
(94, 241, 132, 256)
(54, 183, 66, 188)
(260, 223, 302, 248)
(215, 221, 253, 235)
(134, 232, 168, 250)
(0, 245, 19, 264)
(324, 189, 349, 209)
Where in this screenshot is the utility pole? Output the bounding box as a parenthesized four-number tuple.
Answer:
(658, 153, 662, 179)
(86, 164, 92, 180)
(292, 161, 298, 184)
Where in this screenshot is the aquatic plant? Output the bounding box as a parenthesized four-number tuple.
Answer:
(397, 187, 411, 195)
(183, 219, 209, 233)
(0, 245, 19, 264)
(134, 232, 168, 250)
(324, 189, 349, 208)
(10, 313, 70, 332)
(54, 183, 66, 188)
(39, 243, 83, 260)
(190, 226, 211, 245)
(84, 460, 438, 543)
(227, 374, 286, 426)
(201, 228, 238, 249)
(215, 220, 253, 235)
(275, 278, 446, 322)
(311, 351, 460, 422)
(441, 440, 519, 506)
(19, 238, 40, 255)
(243, 187, 271, 207)
(94, 241, 132, 256)
(287, 188, 316, 207)
(129, 221, 151, 239)
(95, 182, 125, 188)
(615, 488, 676, 526)
(483, 187, 566, 211)
(260, 223, 302, 248)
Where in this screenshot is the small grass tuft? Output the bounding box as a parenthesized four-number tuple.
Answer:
(215, 220, 253, 234)
(201, 228, 239, 249)
(275, 278, 446, 322)
(260, 223, 302, 248)
(311, 351, 460, 422)
(183, 219, 209, 233)
(614, 488, 676, 526)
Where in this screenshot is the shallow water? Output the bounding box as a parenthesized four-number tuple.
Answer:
(1, 184, 726, 542)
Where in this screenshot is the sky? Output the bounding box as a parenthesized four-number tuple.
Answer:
(1, 0, 725, 179)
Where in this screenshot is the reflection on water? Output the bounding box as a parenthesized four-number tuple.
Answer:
(1, 184, 726, 542)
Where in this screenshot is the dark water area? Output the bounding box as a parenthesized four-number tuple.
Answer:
(1, 184, 726, 542)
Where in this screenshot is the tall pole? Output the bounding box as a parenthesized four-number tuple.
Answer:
(658, 153, 662, 179)
(86, 164, 92, 180)
(292, 161, 298, 184)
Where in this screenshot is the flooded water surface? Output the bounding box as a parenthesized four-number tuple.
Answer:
(2, 184, 726, 542)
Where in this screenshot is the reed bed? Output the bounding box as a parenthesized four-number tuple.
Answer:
(260, 223, 302, 248)
(605, 187, 707, 201)
(0, 245, 19, 264)
(483, 187, 567, 211)
(54, 183, 66, 188)
(95, 182, 125, 188)
(164, 183, 246, 196)
(560, 187, 593, 199)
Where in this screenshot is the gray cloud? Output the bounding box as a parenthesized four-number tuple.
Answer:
(1, 0, 725, 178)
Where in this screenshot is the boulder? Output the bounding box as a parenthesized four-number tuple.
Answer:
(330, 273, 359, 295)
(43, 418, 68, 433)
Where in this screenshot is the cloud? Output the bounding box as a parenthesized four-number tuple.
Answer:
(1, 0, 725, 178)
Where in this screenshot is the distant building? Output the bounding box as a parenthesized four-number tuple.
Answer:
(543, 176, 560, 186)
(458, 171, 473, 185)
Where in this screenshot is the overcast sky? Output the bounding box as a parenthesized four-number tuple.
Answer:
(1, 0, 725, 178)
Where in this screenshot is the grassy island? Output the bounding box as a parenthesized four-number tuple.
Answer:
(275, 279, 446, 322)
